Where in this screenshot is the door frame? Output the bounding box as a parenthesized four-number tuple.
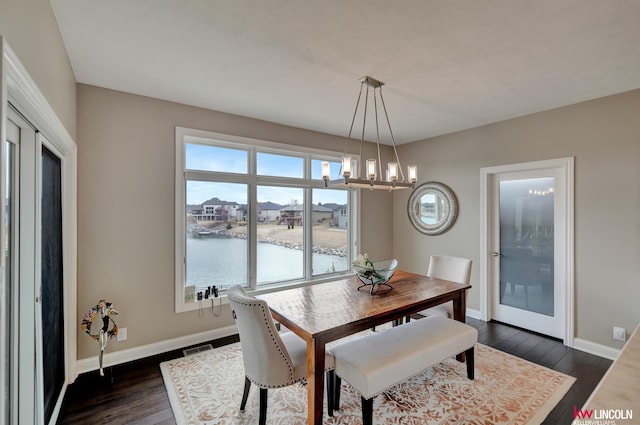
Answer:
(479, 157, 575, 346)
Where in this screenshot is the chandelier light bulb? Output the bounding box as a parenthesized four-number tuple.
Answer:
(388, 162, 398, 182)
(342, 156, 352, 178)
(367, 159, 377, 180)
(408, 165, 418, 183)
(321, 161, 330, 179)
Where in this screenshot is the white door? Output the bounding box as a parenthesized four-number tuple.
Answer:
(481, 158, 574, 341)
(3, 107, 39, 425)
(1, 116, 20, 425)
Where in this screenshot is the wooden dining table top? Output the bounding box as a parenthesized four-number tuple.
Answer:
(258, 269, 471, 343)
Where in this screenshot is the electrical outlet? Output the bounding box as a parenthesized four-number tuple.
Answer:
(184, 285, 196, 303)
(117, 327, 127, 342)
(613, 326, 626, 342)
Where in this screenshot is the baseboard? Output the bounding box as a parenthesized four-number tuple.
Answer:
(466, 308, 482, 320)
(75, 308, 568, 378)
(74, 324, 238, 379)
(572, 337, 620, 360)
(463, 313, 619, 360)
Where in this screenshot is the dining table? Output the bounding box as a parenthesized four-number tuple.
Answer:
(256, 269, 471, 425)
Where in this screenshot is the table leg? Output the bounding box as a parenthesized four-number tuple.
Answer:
(453, 290, 468, 362)
(307, 338, 326, 425)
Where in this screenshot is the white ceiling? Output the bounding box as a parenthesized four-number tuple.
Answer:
(50, 0, 640, 144)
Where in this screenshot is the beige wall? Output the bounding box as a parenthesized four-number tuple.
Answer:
(76, 84, 393, 359)
(395, 89, 640, 349)
(0, 0, 77, 139)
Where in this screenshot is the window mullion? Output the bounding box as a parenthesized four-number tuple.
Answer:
(303, 187, 312, 279)
(248, 182, 257, 289)
(185, 170, 251, 184)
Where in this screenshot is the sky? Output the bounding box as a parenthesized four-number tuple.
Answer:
(185, 143, 347, 206)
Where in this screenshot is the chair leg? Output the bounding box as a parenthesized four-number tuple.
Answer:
(326, 370, 334, 417)
(392, 317, 404, 326)
(466, 346, 475, 380)
(405, 315, 411, 323)
(334, 375, 342, 409)
(361, 396, 373, 425)
(240, 376, 251, 410)
(259, 388, 268, 425)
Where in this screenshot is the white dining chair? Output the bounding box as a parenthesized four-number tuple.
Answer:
(415, 255, 472, 319)
(227, 285, 336, 425)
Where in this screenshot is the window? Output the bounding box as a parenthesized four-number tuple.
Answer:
(175, 128, 356, 312)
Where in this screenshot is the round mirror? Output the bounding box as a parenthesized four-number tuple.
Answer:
(407, 182, 458, 235)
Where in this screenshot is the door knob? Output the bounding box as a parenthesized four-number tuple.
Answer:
(491, 251, 501, 257)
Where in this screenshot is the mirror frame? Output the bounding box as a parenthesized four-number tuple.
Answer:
(407, 182, 459, 235)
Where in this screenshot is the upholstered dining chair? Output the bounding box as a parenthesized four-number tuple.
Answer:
(413, 255, 472, 319)
(227, 285, 336, 425)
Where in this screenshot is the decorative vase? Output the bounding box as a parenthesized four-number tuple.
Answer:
(352, 258, 398, 294)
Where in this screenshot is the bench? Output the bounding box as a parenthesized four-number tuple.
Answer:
(329, 315, 478, 425)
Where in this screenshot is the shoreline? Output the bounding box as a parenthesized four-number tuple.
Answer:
(190, 222, 348, 257)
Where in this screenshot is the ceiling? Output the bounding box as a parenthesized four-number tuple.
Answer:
(50, 0, 640, 145)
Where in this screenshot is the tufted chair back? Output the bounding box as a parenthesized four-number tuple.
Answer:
(227, 285, 296, 388)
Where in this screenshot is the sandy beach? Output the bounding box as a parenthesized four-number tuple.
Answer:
(199, 222, 348, 251)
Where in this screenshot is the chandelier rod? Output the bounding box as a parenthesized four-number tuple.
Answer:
(378, 87, 406, 182)
(344, 82, 365, 177)
(360, 82, 370, 178)
(373, 88, 383, 179)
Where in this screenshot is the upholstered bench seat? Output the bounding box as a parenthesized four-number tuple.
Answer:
(330, 315, 478, 424)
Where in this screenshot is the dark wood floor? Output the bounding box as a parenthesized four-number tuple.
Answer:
(57, 319, 612, 424)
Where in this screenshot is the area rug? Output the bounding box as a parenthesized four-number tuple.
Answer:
(160, 338, 575, 425)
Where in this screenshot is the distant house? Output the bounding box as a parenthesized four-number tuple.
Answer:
(257, 201, 282, 222)
(336, 206, 348, 229)
(189, 197, 239, 222)
(312, 204, 334, 223)
(236, 206, 247, 222)
(319, 203, 348, 229)
(279, 204, 334, 227)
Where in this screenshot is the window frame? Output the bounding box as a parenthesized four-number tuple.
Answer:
(175, 127, 359, 313)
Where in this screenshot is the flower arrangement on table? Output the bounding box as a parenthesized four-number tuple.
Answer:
(352, 254, 398, 294)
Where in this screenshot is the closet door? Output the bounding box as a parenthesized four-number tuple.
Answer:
(40, 144, 64, 424)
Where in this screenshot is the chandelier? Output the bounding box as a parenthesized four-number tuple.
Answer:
(322, 76, 417, 190)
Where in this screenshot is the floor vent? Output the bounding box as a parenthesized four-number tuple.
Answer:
(183, 344, 213, 356)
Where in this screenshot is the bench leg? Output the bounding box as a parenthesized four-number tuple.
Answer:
(361, 396, 374, 425)
(466, 346, 475, 380)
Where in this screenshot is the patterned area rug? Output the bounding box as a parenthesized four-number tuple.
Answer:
(161, 337, 575, 424)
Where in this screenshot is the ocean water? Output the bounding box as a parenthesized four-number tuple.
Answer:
(186, 236, 348, 288)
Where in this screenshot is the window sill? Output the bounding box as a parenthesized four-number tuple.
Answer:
(176, 271, 354, 314)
